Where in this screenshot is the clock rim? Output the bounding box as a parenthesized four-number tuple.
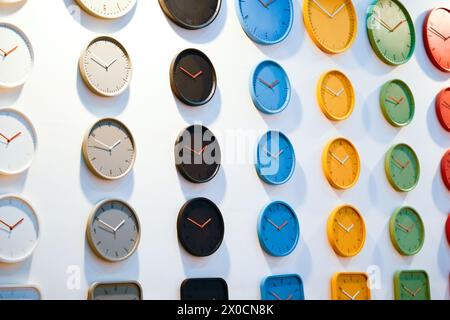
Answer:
(0, 285, 41, 300)
(75, 0, 137, 20)
(260, 274, 304, 300)
(423, 7, 450, 73)
(440, 150, 450, 191)
(446, 214, 450, 245)
(380, 79, 415, 127)
(436, 87, 450, 132)
(331, 272, 371, 300)
(384, 143, 421, 192)
(180, 278, 229, 300)
(393, 270, 431, 300)
(88, 281, 142, 300)
(389, 206, 425, 256)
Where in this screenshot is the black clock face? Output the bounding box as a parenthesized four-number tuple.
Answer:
(177, 198, 224, 257)
(175, 125, 221, 183)
(181, 278, 229, 300)
(170, 49, 217, 106)
(159, 0, 222, 30)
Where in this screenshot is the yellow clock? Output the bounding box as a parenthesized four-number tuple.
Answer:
(322, 138, 361, 189)
(331, 272, 371, 300)
(327, 205, 366, 257)
(317, 70, 355, 121)
(303, 0, 358, 54)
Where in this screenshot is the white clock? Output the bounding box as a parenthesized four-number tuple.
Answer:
(0, 0, 25, 4)
(0, 195, 40, 264)
(76, 0, 137, 19)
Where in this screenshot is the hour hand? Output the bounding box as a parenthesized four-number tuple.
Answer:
(91, 54, 108, 70)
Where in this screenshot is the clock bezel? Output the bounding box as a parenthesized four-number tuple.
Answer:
(423, 7, 450, 73)
(384, 143, 420, 192)
(379, 79, 415, 127)
(436, 87, 450, 132)
(389, 206, 425, 256)
(75, 0, 137, 20)
(88, 281, 143, 300)
(0, 285, 41, 300)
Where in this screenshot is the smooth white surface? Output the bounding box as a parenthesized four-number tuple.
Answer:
(0, 0, 448, 300)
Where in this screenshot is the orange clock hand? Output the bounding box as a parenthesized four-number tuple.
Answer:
(8, 132, 21, 143)
(5, 46, 18, 56)
(391, 20, 406, 32)
(270, 291, 283, 300)
(392, 157, 405, 169)
(0, 132, 9, 142)
(200, 218, 212, 229)
(0, 218, 12, 230)
(10, 218, 24, 230)
(373, 16, 392, 31)
(278, 221, 288, 231)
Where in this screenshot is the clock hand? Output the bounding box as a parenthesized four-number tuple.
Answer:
(266, 218, 280, 230)
(113, 220, 126, 232)
(269, 291, 283, 300)
(403, 160, 410, 169)
(390, 20, 406, 32)
(273, 149, 285, 159)
(4, 46, 18, 57)
(373, 16, 393, 31)
(341, 154, 350, 165)
(0, 48, 6, 56)
(311, 0, 334, 18)
(0, 218, 13, 230)
(413, 287, 422, 296)
(396, 222, 410, 233)
(286, 294, 293, 300)
(10, 218, 24, 231)
(324, 86, 339, 96)
(269, 80, 280, 89)
(351, 290, 360, 300)
(337, 221, 350, 233)
(7, 132, 22, 143)
(341, 289, 354, 300)
(402, 284, 416, 296)
(110, 140, 122, 151)
(392, 157, 405, 169)
(335, 88, 344, 97)
(259, 78, 275, 89)
(179, 66, 203, 79)
(330, 152, 344, 165)
(187, 217, 212, 229)
(106, 58, 118, 70)
(443, 101, 450, 109)
(0, 132, 10, 143)
(263, 148, 275, 159)
(330, 2, 346, 18)
(406, 223, 415, 232)
(200, 218, 212, 229)
(98, 219, 116, 232)
(429, 27, 448, 40)
(278, 220, 289, 231)
(94, 138, 112, 151)
(90, 54, 108, 70)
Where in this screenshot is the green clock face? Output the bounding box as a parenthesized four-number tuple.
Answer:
(394, 271, 431, 300)
(385, 143, 420, 192)
(366, 0, 416, 65)
(380, 79, 415, 127)
(389, 207, 425, 256)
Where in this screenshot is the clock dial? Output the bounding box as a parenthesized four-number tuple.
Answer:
(0, 108, 37, 175)
(75, 0, 136, 19)
(423, 8, 450, 72)
(79, 36, 132, 97)
(380, 79, 415, 127)
(86, 199, 140, 262)
(389, 206, 425, 256)
(394, 270, 431, 300)
(366, 0, 415, 65)
(159, 0, 222, 29)
(0, 195, 39, 263)
(181, 278, 228, 300)
(331, 273, 371, 300)
(0, 23, 33, 88)
(177, 198, 224, 257)
(303, 0, 357, 54)
(0, 286, 41, 300)
(170, 49, 217, 106)
(441, 150, 450, 191)
(385, 143, 420, 192)
(89, 282, 142, 300)
(436, 87, 450, 132)
(446, 214, 450, 245)
(261, 275, 305, 300)
(236, 0, 294, 45)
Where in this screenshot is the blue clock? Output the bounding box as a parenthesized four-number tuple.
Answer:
(250, 60, 291, 114)
(256, 130, 295, 185)
(257, 201, 300, 257)
(235, 0, 294, 45)
(261, 274, 305, 300)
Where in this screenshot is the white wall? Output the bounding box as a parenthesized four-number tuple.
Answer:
(0, 0, 448, 300)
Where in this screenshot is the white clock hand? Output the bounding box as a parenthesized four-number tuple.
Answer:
(330, 3, 346, 18)
(113, 220, 126, 232)
(341, 289, 354, 300)
(337, 222, 350, 233)
(311, 0, 333, 18)
(351, 290, 360, 300)
(330, 152, 344, 165)
(98, 219, 115, 232)
(110, 140, 122, 150)
(94, 138, 112, 150)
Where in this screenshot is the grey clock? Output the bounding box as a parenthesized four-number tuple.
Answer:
(0, 286, 41, 300)
(88, 281, 142, 300)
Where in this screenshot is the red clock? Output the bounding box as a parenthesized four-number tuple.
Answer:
(446, 214, 450, 245)
(441, 150, 450, 191)
(436, 88, 450, 132)
(423, 7, 450, 72)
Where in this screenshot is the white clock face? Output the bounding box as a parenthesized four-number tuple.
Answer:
(0, 195, 39, 264)
(0, 23, 34, 88)
(0, 109, 37, 175)
(0, 286, 41, 300)
(76, 0, 136, 19)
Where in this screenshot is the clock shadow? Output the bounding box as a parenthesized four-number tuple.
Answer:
(0, 171, 28, 194)
(437, 234, 450, 283)
(431, 168, 449, 214)
(174, 88, 222, 126)
(426, 99, 448, 148)
(0, 86, 23, 107)
(175, 168, 226, 204)
(0, 258, 32, 284)
(0, 0, 27, 17)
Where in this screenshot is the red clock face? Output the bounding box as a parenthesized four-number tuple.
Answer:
(436, 88, 450, 132)
(423, 7, 450, 72)
(446, 214, 450, 245)
(441, 150, 450, 191)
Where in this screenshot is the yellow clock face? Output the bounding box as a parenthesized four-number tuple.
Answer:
(317, 70, 355, 121)
(303, 0, 357, 54)
(327, 205, 366, 257)
(331, 273, 371, 300)
(323, 138, 361, 189)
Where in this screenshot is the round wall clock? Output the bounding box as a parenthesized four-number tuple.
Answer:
(331, 273, 371, 300)
(75, 0, 136, 19)
(385, 143, 420, 192)
(0, 23, 33, 88)
(322, 137, 360, 190)
(380, 79, 415, 127)
(235, 0, 294, 45)
(446, 214, 450, 245)
(366, 0, 416, 66)
(82, 118, 136, 180)
(423, 7, 450, 72)
(261, 275, 305, 300)
(389, 206, 425, 256)
(181, 278, 228, 300)
(86, 199, 141, 262)
(303, 0, 357, 54)
(88, 282, 142, 300)
(0, 108, 37, 175)
(436, 87, 450, 132)
(394, 270, 431, 300)
(177, 198, 225, 257)
(0, 286, 41, 300)
(79, 36, 132, 97)
(441, 149, 450, 191)
(0, 195, 39, 264)
(317, 70, 355, 121)
(159, 0, 222, 30)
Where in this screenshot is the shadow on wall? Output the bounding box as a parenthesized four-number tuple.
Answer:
(426, 99, 448, 148)
(0, 258, 32, 284)
(0, 87, 23, 108)
(0, 0, 27, 17)
(174, 88, 222, 126)
(0, 171, 28, 195)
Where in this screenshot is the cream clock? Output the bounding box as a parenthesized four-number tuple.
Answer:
(75, 0, 136, 19)
(79, 36, 132, 97)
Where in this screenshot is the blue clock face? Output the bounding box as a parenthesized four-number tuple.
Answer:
(250, 60, 291, 114)
(261, 275, 305, 300)
(258, 201, 300, 257)
(236, 0, 294, 45)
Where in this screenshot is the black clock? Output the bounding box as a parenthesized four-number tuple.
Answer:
(175, 125, 221, 184)
(159, 0, 222, 30)
(177, 198, 225, 257)
(170, 49, 217, 106)
(181, 278, 229, 300)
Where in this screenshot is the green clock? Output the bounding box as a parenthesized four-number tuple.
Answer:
(389, 207, 425, 256)
(380, 79, 415, 127)
(385, 143, 420, 192)
(366, 0, 416, 65)
(394, 270, 431, 300)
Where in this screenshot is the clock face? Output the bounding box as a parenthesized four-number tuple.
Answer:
(0, 195, 39, 263)
(261, 275, 305, 300)
(86, 199, 140, 262)
(257, 201, 300, 257)
(75, 0, 136, 19)
(236, 0, 294, 45)
(389, 207, 425, 256)
(394, 271, 431, 300)
(303, 0, 357, 54)
(0, 23, 33, 88)
(0, 108, 37, 175)
(181, 278, 228, 300)
(256, 131, 295, 185)
(436, 87, 450, 132)
(331, 273, 371, 300)
(385, 143, 420, 192)
(0, 286, 41, 300)
(380, 79, 415, 127)
(175, 125, 221, 184)
(250, 60, 291, 114)
(322, 137, 360, 190)
(82, 118, 136, 180)
(327, 205, 366, 257)
(441, 150, 450, 191)
(366, 0, 416, 65)
(170, 49, 217, 106)
(423, 8, 450, 72)
(159, 0, 222, 29)
(177, 198, 224, 257)
(89, 282, 142, 300)
(317, 70, 355, 121)
(79, 36, 132, 97)
(446, 214, 450, 245)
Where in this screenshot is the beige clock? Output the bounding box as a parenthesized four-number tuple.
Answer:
(75, 0, 136, 19)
